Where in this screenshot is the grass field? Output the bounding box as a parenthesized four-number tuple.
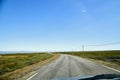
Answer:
(61, 50, 120, 65)
(0, 53, 53, 75)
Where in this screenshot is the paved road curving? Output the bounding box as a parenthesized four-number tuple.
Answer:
(26, 54, 119, 80)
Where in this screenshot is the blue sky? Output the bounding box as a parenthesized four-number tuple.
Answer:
(0, 0, 120, 51)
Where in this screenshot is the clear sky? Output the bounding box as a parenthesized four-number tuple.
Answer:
(0, 0, 120, 51)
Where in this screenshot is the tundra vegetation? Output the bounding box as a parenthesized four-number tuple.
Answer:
(0, 53, 53, 75)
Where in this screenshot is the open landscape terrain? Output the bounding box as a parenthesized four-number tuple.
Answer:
(0, 50, 120, 80)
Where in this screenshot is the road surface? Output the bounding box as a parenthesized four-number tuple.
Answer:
(25, 54, 119, 80)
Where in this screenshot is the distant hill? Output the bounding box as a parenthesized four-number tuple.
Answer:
(0, 51, 32, 54)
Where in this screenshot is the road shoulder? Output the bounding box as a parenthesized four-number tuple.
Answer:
(87, 58, 120, 71)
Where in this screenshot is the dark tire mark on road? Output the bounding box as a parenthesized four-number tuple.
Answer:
(68, 56, 72, 77)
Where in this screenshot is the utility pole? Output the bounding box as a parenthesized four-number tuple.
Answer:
(82, 45, 84, 52)
(82, 45, 84, 57)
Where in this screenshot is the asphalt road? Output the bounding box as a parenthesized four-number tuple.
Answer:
(26, 54, 119, 80)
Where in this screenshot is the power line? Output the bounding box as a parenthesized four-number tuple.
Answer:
(87, 42, 120, 47)
(81, 42, 120, 51)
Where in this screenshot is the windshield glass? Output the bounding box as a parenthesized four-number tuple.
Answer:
(0, 0, 120, 80)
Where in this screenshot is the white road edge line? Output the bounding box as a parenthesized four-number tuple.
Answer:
(26, 73, 38, 80)
(102, 65, 120, 73)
